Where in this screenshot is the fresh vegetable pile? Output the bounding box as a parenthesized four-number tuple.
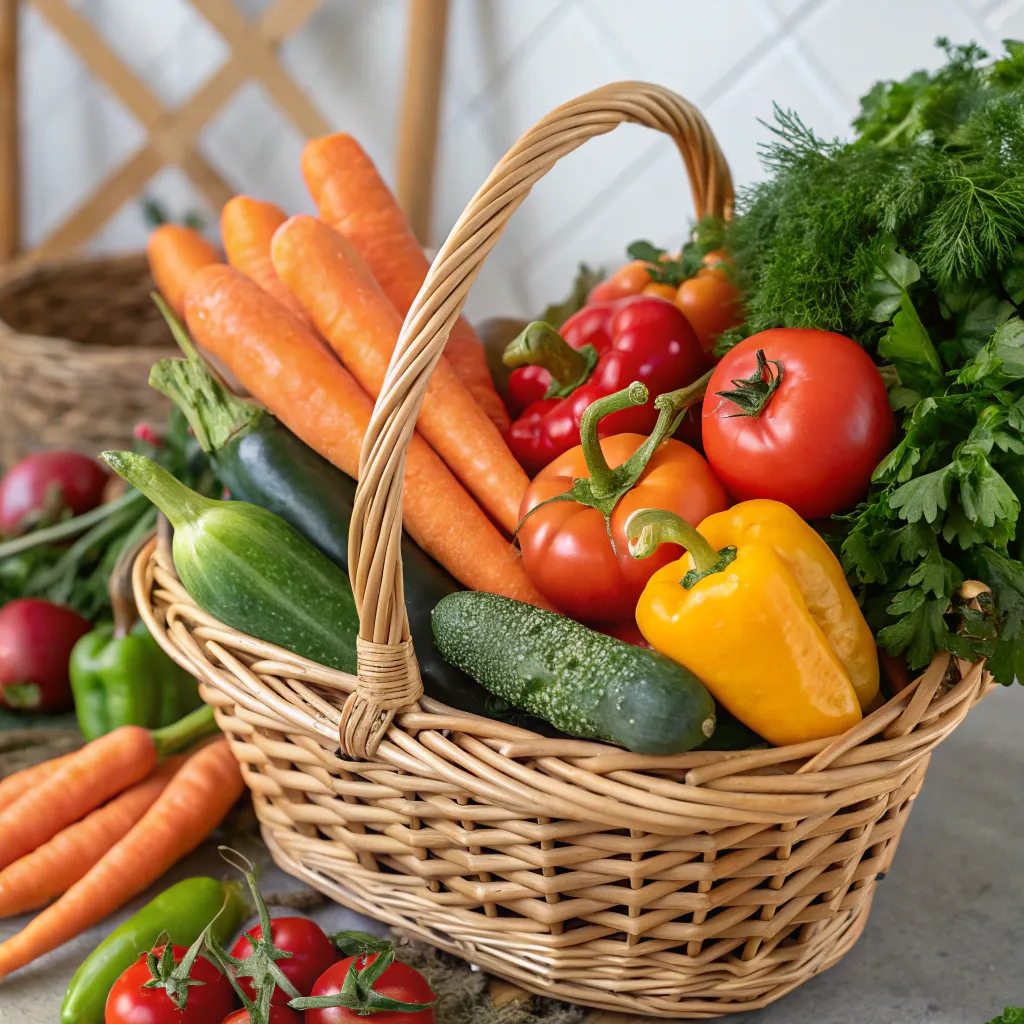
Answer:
(3, 41, 1023, 1005)
(96, 44, 1024, 771)
(0, 706, 240, 980)
(0, 414, 212, 716)
(59, 848, 438, 1024)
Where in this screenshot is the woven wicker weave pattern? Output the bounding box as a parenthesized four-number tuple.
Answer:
(132, 84, 993, 1018)
(0, 254, 175, 468)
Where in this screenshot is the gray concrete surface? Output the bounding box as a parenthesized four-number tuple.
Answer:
(0, 687, 1021, 1023)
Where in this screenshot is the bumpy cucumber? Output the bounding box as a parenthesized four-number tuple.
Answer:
(432, 592, 716, 754)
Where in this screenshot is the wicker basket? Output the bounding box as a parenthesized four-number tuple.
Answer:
(133, 84, 993, 1019)
(0, 254, 176, 468)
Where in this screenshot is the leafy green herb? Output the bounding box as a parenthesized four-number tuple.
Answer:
(627, 215, 727, 287)
(726, 39, 1024, 677)
(986, 1009, 1024, 1024)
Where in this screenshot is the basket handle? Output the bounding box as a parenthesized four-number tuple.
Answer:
(343, 82, 734, 758)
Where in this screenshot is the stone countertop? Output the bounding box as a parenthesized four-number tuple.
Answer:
(1, 687, 1021, 1024)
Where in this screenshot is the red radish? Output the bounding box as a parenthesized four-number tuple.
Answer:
(0, 452, 108, 535)
(0, 599, 91, 712)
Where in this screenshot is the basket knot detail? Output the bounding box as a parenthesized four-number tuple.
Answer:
(340, 637, 423, 759)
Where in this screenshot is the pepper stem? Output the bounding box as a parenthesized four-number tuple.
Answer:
(578, 381, 649, 498)
(715, 349, 783, 417)
(610, 368, 714, 486)
(502, 321, 598, 398)
(151, 704, 217, 758)
(102, 451, 218, 533)
(625, 508, 720, 571)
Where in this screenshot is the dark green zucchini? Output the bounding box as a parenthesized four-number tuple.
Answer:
(148, 305, 514, 720)
(103, 451, 359, 673)
(697, 705, 765, 750)
(432, 592, 717, 754)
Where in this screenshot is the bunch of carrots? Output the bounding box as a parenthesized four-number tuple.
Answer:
(146, 135, 554, 609)
(0, 708, 241, 978)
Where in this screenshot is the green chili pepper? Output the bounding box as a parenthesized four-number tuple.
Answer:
(68, 527, 202, 741)
(60, 875, 248, 1024)
(69, 621, 202, 741)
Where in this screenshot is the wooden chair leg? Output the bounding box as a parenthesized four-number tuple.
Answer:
(0, 0, 18, 262)
(396, 0, 449, 246)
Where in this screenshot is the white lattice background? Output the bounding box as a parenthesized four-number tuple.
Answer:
(22, 0, 1024, 318)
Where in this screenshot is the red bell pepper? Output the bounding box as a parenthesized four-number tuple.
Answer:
(503, 295, 707, 476)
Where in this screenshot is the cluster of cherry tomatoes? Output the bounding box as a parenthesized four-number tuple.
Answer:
(105, 917, 435, 1024)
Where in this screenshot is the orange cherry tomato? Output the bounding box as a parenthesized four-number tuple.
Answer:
(641, 281, 678, 301)
(675, 272, 742, 352)
(700, 249, 734, 278)
(588, 260, 651, 303)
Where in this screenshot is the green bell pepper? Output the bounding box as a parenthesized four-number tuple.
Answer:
(69, 621, 202, 741)
(60, 875, 249, 1024)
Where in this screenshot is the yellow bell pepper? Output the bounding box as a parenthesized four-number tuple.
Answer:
(627, 499, 879, 746)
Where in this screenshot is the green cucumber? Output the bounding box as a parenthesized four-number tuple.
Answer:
(103, 451, 358, 674)
(148, 309, 517, 722)
(432, 592, 716, 754)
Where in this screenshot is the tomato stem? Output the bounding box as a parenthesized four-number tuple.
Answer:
(502, 321, 598, 398)
(514, 374, 714, 551)
(578, 381, 649, 498)
(715, 349, 784, 417)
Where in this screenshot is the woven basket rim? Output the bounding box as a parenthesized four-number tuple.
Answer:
(133, 537, 993, 835)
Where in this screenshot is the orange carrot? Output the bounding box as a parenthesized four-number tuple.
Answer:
(184, 265, 553, 607)
(272, 215, 527, 534)
(0, 757, 182, 917)
(0, 740, 241, 978)
(0, 751, 79, 813)
(0, 726, 157, 872)
(221, 196, 313, 326)
(301, 134, 510, 432)
(146, 224, 221, 319)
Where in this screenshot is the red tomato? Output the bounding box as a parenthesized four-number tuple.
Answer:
(105, 945, 234, 1024)
(674, 272, 743, 352)
(230, 916, 336, 1005)
(221, 1008, 302, 1024)
(0, 598, 91, 712)
(702, 329, 895, 519)
(304, 954, 435, 1024)
(518, 434, 728, 624)
(0, 451, 107, 535)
